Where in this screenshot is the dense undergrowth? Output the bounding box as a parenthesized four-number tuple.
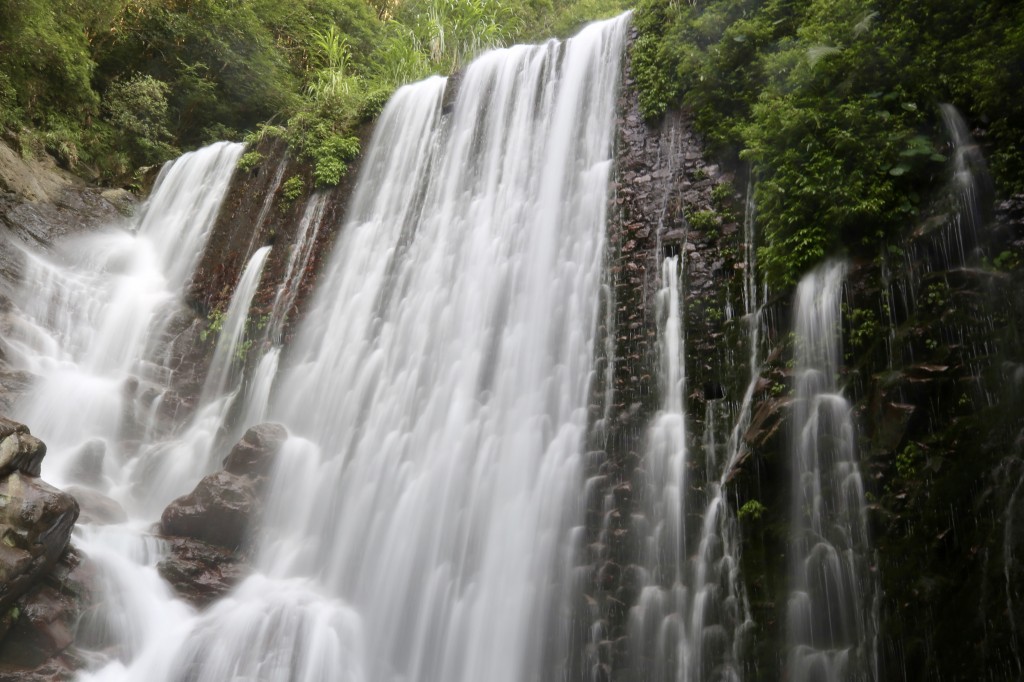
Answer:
(632, 0, 1024, 288)
(0, 0, 627, 189)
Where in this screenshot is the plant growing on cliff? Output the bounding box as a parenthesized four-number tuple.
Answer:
(687, 209, 720, 234)
(738, 499, 766, 521)
(199, 307, 227, 343)
(237, 151, 264, 172)
(632, 0, 1024, 289)
(280, 175, 306, 210)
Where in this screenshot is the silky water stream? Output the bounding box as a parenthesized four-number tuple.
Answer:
(6, 15, 632, 682)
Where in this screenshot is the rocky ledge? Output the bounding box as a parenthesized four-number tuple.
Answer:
(0, 417, 95, 681)
(158, 423, 287, 607)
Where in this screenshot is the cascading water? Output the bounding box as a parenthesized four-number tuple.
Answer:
(630, 180, 759, 682)
(9, 141, 244, 508)
(631, 255, 689, 681)
(235, 192, 330, 432)
(785, 261, 877, 682)
(255, 16, 630, 682)
(3, 14, 632, 682)
(202, 245, 271, 402)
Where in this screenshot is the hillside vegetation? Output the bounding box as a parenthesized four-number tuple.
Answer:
(0, 0, 626, 188)
(632, 0, 1024, 287)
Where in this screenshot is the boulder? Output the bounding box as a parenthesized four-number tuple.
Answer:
(0, 547, 95, 679)
(158, 423, 288, 601)
(160, 470, 259, 550)
(64, 486, 126, 526)
(222, 422, 287, 480)
(0, 473, 79, 611)
(0, 421, 79, 616)
(64, 439, 106, 488)
(156, 537, 249, 608)
(0, 425, 46, 478)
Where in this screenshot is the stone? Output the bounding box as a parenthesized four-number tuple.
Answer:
(0, 472, 79, 611)
(740, 396, 793, 457)
(872, 402, 916, 454)
(160, 470, 259, 550)
(0, 548, 95, 678)
(222, 423, 287, 479)
(0, 428, 46, 478)
(64, 440, 106, 488)
(64, 486, 127, 525)
(156, 537, 250, 608)
(99, 188, 136, 217)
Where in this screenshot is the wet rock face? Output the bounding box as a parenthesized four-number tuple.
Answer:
(575, 29, 750, 682)
(158, 424, 287, 605)
(0, 548, 95, 677)
(0, 143, 136, 415)
(161, 422, 288, 550)
(64, 486, 127, 526)
(0, 420, 94, 680)
(157, 538, 249, 609)
(161, 470, 260, 550)
(223, 422, 288, 479)
(0, 422, 79, 613)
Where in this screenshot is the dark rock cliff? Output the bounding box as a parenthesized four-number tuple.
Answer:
(153, 127, 372, 436)
(575, 29, 754, 682)
(579, 27, 1024, 682)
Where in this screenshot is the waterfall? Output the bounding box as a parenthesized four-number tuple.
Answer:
(265, 191, 329, 345)
(785, 261, 877, 682)
(255, 15, 630, 682)
(630, 188, 758, 681)
(9, 141, 243, 501)
(201, 245, 271, 402)
(233, 191, 330, 433)
(0, 13, 633, 682)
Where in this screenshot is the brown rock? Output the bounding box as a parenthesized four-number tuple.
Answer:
(0, 547, 95, 678)
(160, 470, 258, 550)
(157, 537, 250, 608)
(222, 423, 287, 479)
(0, 472, 79, 611)
(0, 428, 46, 478)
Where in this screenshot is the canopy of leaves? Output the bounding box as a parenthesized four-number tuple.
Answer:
(632, 0, 1024, 288)
(0, 0, 629, 186)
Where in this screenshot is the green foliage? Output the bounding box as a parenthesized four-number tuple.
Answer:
(238, 151, 265, 172)
(986, 250, 1021, 272)
(846, 305, 879, 350)
(687, 209, 720, 234)
(200, 307, 227, 343)
(738, 499, 767, 521)
(281, 175, 306, 209)
(0, 0, 627, 185)
(711, 181, 735, 208)
(104, 74, 178, 165)
(895, 442, 923, 480)
(633, 0, 1024, 289)
(398, 0, 522, 71)
(234, 338, 254, 362)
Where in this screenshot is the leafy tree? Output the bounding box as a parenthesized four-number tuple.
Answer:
(103, 73, 178, 165)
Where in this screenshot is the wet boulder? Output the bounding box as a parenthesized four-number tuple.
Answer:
(0, 422, 79, 613)
(160, 470, 259, 550)
(0, 417, 46, 478)
(222, 422, 287, 480)
(156, 537, 250, 608)
(0, 548, 96, 677)
(64, 486, 127, 526)
(160, 423, 287, 550)
(158, 424, 287, 605)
